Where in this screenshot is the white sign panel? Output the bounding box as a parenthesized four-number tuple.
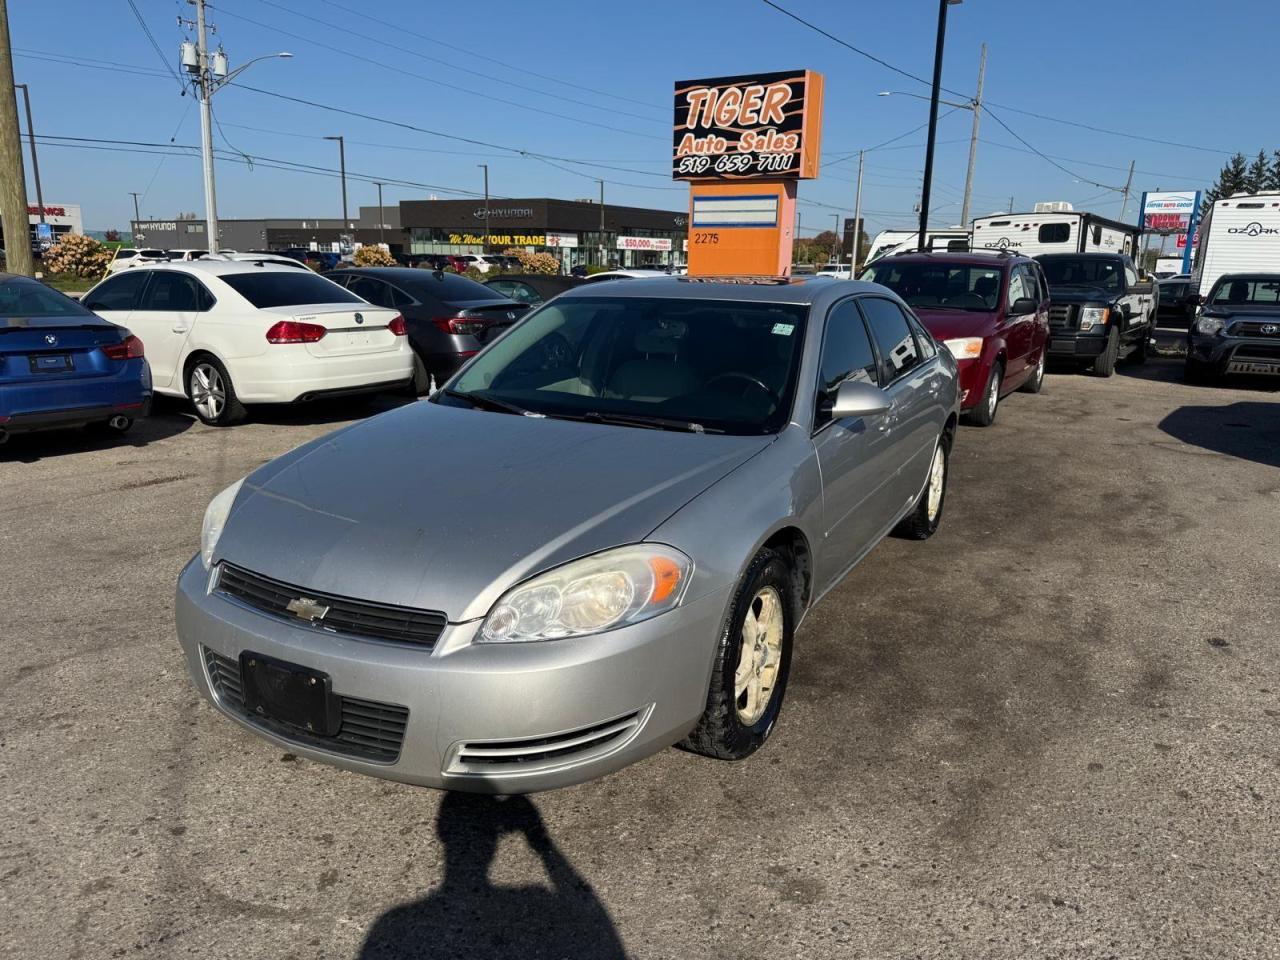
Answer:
(545, 231, 579, 249)
(691, 194, 779, 228)
(617, 236, 673, 251)
(1142, 191, 1197, 216)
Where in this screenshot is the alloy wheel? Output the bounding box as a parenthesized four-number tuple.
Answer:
(191, 363, 226, 422)
(987, 370, 999, 419)
(926, 444, 946, 521)
(734, 586, 785, 725)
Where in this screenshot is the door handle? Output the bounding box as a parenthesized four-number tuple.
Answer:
(172, 324, 189, 333)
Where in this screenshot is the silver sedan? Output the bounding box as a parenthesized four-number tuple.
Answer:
(175, 276, 960, 792)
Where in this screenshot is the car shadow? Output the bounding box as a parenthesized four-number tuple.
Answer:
(1158, 401, 1280, 469)
(0, 406, 195, 463)
(246, 393, 418, 427)
(358, 792, 627, 960)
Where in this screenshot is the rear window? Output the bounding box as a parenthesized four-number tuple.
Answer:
(220, 271, 361, 308)
(0, 277, 96, 317)
(402, 273, 507, 302)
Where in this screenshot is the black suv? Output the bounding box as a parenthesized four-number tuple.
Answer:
(1185, 273, 1280, 383)
(1035, 253, 1158, 377)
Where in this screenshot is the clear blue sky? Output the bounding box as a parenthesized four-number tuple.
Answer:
(8, 0, 1273, 234)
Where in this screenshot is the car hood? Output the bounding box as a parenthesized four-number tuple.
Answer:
(216, 401, 772, 621)
(1046, 286, 1118, 304)
(910, 307, 997, 341)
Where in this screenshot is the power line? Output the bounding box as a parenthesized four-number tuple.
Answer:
(239, 0, 665, 123)
(212, 5, 665, 141)
(124, 0, 187, 93)
(977, 138, 1210, 182)
(981, 105, 1120, 192)
(982, 99, 1232, 156)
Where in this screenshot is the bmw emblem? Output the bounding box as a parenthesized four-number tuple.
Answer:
(354, 312, 364, 325)
(44, 333, 57, 345)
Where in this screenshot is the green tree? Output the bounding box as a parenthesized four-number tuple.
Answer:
(1205, 152, 1249, 203)
(1245, 150, 1271, 193)
(1270, 150, 1280, 191)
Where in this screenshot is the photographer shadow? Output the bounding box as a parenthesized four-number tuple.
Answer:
(359, 792, 627, 960)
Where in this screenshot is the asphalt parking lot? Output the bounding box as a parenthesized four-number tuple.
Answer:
(2, 358, 1278, 960)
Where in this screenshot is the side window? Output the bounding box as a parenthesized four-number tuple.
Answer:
(1123, 262, 1138, 288)
(347, 277, 395, 308)
(1007, 268, 1028, 303)
(138, 271, 201, 312)
(904, 311, 937, 360)
(816, 299, 879, 428)
(195, 280, 216, 311)
(388, 285, 414, 308)
(82, 271, 148, 312)
(507, 283, 543, 305)
(859, 297, 921, 381)
(486, 280, 516, 298)
(1038, 223, 1070, 244)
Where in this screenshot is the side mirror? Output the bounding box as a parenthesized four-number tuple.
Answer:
(831, 380, 891, 419)
(1009, 297, 1038, 316)
(1187, 293, 1205, 307)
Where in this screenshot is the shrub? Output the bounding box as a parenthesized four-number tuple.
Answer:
(502, 247, 560, 275)
(585, 264, 612, 275)
(43, 234, 113, 278)
(462, 266, 487, 282)
(353, 245, 396, 267)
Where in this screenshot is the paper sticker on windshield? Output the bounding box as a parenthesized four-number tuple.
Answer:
(772, 323, 795, 336)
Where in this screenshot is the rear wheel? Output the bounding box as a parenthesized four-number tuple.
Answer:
(1020, 349, 1046, 393)
(1090, 328, 1119, 377)
(407, 353, 432, 396)
(965, 361, 1002, 427)
(892, 431, 950, 540)
(681, 548, 794, 761)
(1128, 330, 1149, 365)
(187, 357, 245, 426)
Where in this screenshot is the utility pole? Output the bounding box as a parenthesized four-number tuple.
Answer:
(918, 0, 956, 250)
(0, 0, 33, 276)
(831, 213, 840, 262)
(373, 181, 384, 246)
(598, 179, 606, 267)
(324, 135, 347, 225)
(959, 42, 986, 229)
(1118, 160, 1136, 220)
(852, 149, 864, 269)
(1008, 195, 1014, 213)
(194, 0, 218, 253)
(14, 84, 43, 229)
(129, 192, 142, 238)
(478, 163, 489, 251)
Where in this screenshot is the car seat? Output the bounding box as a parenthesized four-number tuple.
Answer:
(604, 326, 700, 403)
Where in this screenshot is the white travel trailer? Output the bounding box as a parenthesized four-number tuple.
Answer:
(863, 228, 969, 265)
(970, 211, 1140, 258)
(1190, 192, 1280, 296)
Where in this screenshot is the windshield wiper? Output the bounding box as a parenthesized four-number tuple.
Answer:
(572, 410, 720, 434)
(442, 388, 537, 417)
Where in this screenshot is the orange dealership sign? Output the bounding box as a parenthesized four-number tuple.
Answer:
(672, 70, 824, 181)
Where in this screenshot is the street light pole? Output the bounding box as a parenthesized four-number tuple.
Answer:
(853, 150, 865, 270)
(919, 0, 959, 251)
(14, 84, 43, 227)
(478, 163, 489, 251)
(373, 181, 385, 246)
(598, 179, 606, 267)
(129, 192, 142, 238)
(325, 135, 347, 225)
(831, 213, 840, 263)
(959, 42, 986, 228)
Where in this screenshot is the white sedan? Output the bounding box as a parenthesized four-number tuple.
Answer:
(80, 261, 413, 426)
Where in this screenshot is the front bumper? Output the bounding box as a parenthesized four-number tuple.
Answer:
(174, 558, 730, 793)
(1187, 335, 1280, 376)
(1046, 330, 1108, 358)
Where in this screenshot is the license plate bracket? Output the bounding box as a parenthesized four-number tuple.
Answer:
(30, 353, 73, 373)
(239, 652, 340, 736)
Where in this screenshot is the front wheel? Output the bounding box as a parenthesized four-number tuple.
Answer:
(680, 548, 795, 761)
(1090, 328, 1119, 377)
(187, 357, 245, 426)
(965, 362, 1002, 426)
(892, 430, 950, 540)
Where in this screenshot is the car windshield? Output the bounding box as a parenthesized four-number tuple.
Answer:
(220, 271, 361, 308)
(0, 277, 95, 317)
(1209, 277, 1280, 307)
(1038, 257, 1123, 292)
(864, 261, 1003, 311)
(446, 296, 808, 435)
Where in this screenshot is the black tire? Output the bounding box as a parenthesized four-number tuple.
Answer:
(186, 356, 246, 426)
(892, 430, 951, 540)
(1020, 348, 1046, 394)
(1184, 356, 1214, 385)
(680, 548, 795, 761)
(407, 353, 432, 396)
(965, 361, 1002, 427)
(1090, 328, 1119, 377)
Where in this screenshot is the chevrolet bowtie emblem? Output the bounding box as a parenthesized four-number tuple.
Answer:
(286, 597, 331, 622)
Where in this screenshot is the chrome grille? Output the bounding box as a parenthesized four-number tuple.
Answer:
(203, 648, 409, 763)
(447, 709, 646, 775)
(1048, 304, 1075, 329)
(216, 563, 446, 649)
(1231, 320, 1280, 338)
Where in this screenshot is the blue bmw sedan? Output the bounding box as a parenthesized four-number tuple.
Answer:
(0, 274, 151, 443)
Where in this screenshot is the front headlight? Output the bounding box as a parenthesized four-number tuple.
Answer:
(942, 337, 983, 361)
(479, 544, 692, 643)
(1194, 316, 1224, 336)
(1079, 307, 1110, 331)
(200, 478, 244, 569)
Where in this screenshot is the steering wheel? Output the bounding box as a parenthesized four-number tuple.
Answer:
(539, 333, 573, 369)
(707, 371, 771, 396)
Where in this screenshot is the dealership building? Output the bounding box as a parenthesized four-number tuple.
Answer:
(399, 197, 687, 270)
(0, 203, 85, 251)
(129, 205, 396, 253)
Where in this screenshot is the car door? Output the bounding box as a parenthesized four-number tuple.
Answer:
(857, 296, 943, 522)
(1003, 265, 1036, 381)
(81, 270, 149, 328)
(129, 270, 206, 389)
(810, 298, 894, 588)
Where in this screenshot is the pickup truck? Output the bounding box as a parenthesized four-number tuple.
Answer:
(1034, 252, 1158, 377)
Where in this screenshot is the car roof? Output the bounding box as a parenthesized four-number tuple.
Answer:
(873, 250, 1019, 268)
(485, 274, 580, 285)
(557, 275, 856, 305)
(120, 260, 313, 277)
(1035, 251, 1125, 260)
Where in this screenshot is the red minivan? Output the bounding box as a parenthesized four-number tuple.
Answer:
(862, 251, 1050, 425)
